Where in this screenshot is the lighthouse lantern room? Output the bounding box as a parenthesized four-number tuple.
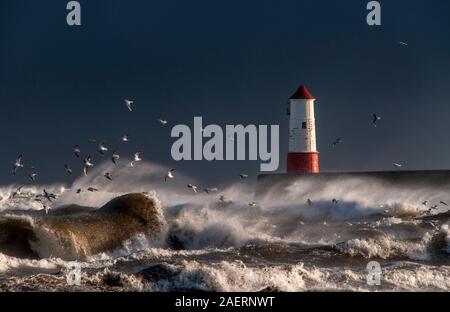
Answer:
(287, 85, 319, 173)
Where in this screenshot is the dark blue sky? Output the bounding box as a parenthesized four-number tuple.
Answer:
(1, 0, 450, 185)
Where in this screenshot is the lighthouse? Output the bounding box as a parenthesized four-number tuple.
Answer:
(286, 85, 319, 173)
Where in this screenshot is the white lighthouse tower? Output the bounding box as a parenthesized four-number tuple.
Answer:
(286, 85, 319, 173)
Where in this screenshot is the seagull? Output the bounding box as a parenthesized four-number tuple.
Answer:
(125, 99, 134, 111)
(187, 184, 198, 193)
(239, 174, 249, 179)
(440, 201, 448, 206)
(158, 119, 168, 126)
(88, 138, 97, 143)
(393, 163, 403, 168)
(130, 151, 142, 167)
(11, 186, 23, 198)
(112, 151, 120, 164)
(87, 187, 99, 192)
(29, 172, 38, 183)
(99, 143, 108, 155)
(121, 134, 129, 142)
(65, 164, 73, 175)
(332, 137, 343, 147)
(104, 172, 113, 181)
(422, 200, 428, 206)
(430, 204, 439, 210)
(83, 155, 94, 176)
(73, 145, 81, 158)
(12, 154, 24, 175)
(398, 41, 408, 46)
(43, 189, 57, 202)
(372, 114, 382, 127)
(204, 187, 219, 194)
(307, 198, 313, 206)
(165, 169, 175, 182)
(76, 188, 82, 194)
(332, 198, 339, 204)
(248, 201, 257, 207)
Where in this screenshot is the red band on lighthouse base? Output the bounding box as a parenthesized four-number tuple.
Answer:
(287, 152, 320, 173)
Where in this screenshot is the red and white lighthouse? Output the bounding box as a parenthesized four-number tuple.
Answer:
(286, 85, 319, 173)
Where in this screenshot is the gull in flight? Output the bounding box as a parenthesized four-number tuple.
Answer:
(422, 200, 428, 206)
(43, 189, 57, 202)
(29, 171, 38, 183)
(332, 137, 343, 147)
(165, 169, 176, 182)
(204, 187, 219, 194)
(83, 155, 94, 176)
(87, 187, 99, 192)
(121, 134, 129, 142)
(440, 200, 448, 206)
(88, 138, 97, 143)
(112, 151, 120, 164)
(239, 174, 249, 179)
(65, 164, 73, 175)
(187, 184, 198, 193)
(130, 151, 142, 167)
(99, 143, 108, 155)
(76, 189, 82, 194)
(430, 204, 439, 210)
(307, 198, 313, 206)
(11, 186, 23, 199)
(158, 119, 168, 126)
(73, 145, 81, 158)
(104, 172, 113, 181)
(248, 201, 257, 207)
(372, 114, 381, 127)
(398, 41, 408, 46)
(125, 99, 134, 111)
(12, 154, 24, 175)
(393, 163, 403, 168)
(332, 198, 339, 204)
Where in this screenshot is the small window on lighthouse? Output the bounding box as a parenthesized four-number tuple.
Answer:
(302, 122, 307, 129)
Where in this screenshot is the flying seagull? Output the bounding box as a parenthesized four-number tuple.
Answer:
(332, 137, 343, 147)
(12, 154, 24, 175)
(158, 119, 168, 126)
(187, 184, 198, 193)
(112, 151, 120, 164)
(125, 99, 134, 111)
(398, 41, 408, 46)
(104, 172, 113, 181)
(239, 174, 249, 179)
(248, 202, 257, 207)
(88, 138, 97, 143)
(307, 198, 313, 206)
(121, 134, 129, 142)
(332, 198, 339, 204)
(43, 189, 57, 202)
(130, 151, 142, 167)
(422, 200, 428, 206)
(73, 145, 81, 158)
(87, 187, 99, 192)
(99, 143, 108, 155)
(372, 114, 382, 127)
(440, 200, 448, 206)
(76, 188, 82, 194)
(165, 169, 176, 182)
(83, 155, 94, 176)
(393, 163, 403, 168)
(11, 186, 23, 199)
(65, 164, 73, 175)
(29, 172, 38, 183)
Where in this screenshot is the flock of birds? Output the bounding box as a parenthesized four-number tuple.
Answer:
(7, 100, 254, 214)
(331, 113, 404, 168)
